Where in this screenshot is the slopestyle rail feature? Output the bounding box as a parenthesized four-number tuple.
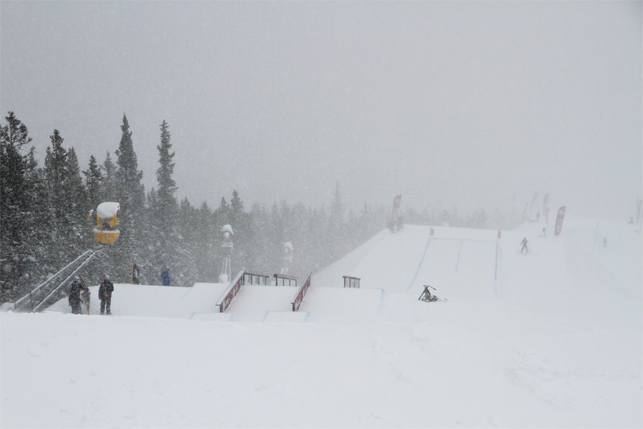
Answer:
(242, 272, 270, 285)
(291, 272, 312, 312)
(343, 276, 361, 288)
(274, 274, 298, 287)
(216, 271, 244, 313)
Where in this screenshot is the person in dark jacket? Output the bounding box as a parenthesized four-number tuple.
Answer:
(99, 274, 114, 315)
(161, 268, 170, 286)
(68, 276, 83, 314)
(520, 237, 529, 254)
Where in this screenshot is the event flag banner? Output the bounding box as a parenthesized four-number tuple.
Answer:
(554, 206, 566, 236)
(131, 263, 140, 284)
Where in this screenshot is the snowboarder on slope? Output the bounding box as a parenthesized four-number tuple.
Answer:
(68, 276, 84, 314)
(520, 237, 529, 254)
(99, 274, 114, 315)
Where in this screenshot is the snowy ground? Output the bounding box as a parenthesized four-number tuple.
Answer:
(2, 217, 641, 428)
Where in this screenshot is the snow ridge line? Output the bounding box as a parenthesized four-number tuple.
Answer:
(407, 235, 432, 290)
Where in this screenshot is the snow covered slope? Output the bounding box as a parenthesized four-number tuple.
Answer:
(2, 218, 641, 428)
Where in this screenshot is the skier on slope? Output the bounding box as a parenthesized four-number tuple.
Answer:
(520, 237, 529, 254)
(99, 274, 114, 315)
(68, 276, 84, 314)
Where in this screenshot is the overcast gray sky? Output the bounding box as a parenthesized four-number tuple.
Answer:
(1, 1, 641, 221)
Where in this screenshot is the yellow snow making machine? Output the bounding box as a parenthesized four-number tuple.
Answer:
(89, 202, 121, 244)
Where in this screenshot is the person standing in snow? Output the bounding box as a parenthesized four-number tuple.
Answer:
(161, 268, 170, 286)
(68, 276, 84, 314)
(80, 277, 91, 314)
(99, 274, 114, 315)
(520, 237, 529, 254)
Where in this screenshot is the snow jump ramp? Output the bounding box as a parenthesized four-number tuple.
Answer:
(314, 225, 500, 301)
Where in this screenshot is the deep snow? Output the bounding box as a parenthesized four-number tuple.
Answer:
(1, 217, 641, 428)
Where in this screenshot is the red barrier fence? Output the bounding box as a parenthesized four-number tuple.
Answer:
(292, 272, 312, 312)
(216, 271, 244, 313)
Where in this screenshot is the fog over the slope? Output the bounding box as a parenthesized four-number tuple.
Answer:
(1, 1, 640, 221)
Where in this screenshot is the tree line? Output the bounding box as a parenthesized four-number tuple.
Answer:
(1, 112, 517, 303)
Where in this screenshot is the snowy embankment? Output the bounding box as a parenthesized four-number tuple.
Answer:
(1, 218, 641, 428)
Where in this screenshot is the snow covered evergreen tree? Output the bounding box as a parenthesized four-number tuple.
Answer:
(100, 151, 117, 202)
(83, 155, 103, 211)
(113, 115, 146, 281)
(66, 148, 90, 246)
(215, 197, 230, 226)
(229, 190, 253, 272)
(173, 197, 199, 286)
(152, 120, 182, 284)
(156, 121, 177, 218)
(0, 112, 38, 301)
(43, 130, 77, 267)
(22, 150, 51, 288)
(192, 201, 217, 282)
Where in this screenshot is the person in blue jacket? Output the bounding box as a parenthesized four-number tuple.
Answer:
(161, 268, 171, 286)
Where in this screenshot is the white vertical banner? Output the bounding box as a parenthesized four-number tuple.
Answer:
(554, 206, 566, 236)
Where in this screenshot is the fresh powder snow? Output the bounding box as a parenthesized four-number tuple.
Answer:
(1, 217, 641, 427)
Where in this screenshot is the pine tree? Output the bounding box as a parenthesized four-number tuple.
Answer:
(152, 120, 181, 283)
(113, 114, 145, 281)
(216, 197, 230, 226)
(268, 202, 285, 272)
(43, 130, 88, 268)
(44, 130, 69, 246)
(229, 190, 252, 272)
(83, 155, 103, 210)
(0, 112, 31, 245)
(115, 115, 145, 216)
(23, 149, 51, 287)
(100, 151, 117, 202)
(156, 121, 177, 220)
(174, 197, 199, 286)
(249, 204, 271, 273)
(328, 181, 347, 262)
(193, 201, 217, 282)
(66, 148, 89, 245)
(0, 112, 36, 301)
(330, 181, 344, 225)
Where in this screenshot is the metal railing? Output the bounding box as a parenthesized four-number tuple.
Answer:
(13, 250, 100, 312)
(292, 272, 312, 312)
(216, 271, 244, 313)
(274, 274, 298, 287)
(242, 272, 270, 285)
(343, 276, 361, 288)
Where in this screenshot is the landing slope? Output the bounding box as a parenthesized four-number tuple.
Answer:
(2, 219, 640, 428)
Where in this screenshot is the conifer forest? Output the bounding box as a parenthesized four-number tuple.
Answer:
(1, 112, 514, 303)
